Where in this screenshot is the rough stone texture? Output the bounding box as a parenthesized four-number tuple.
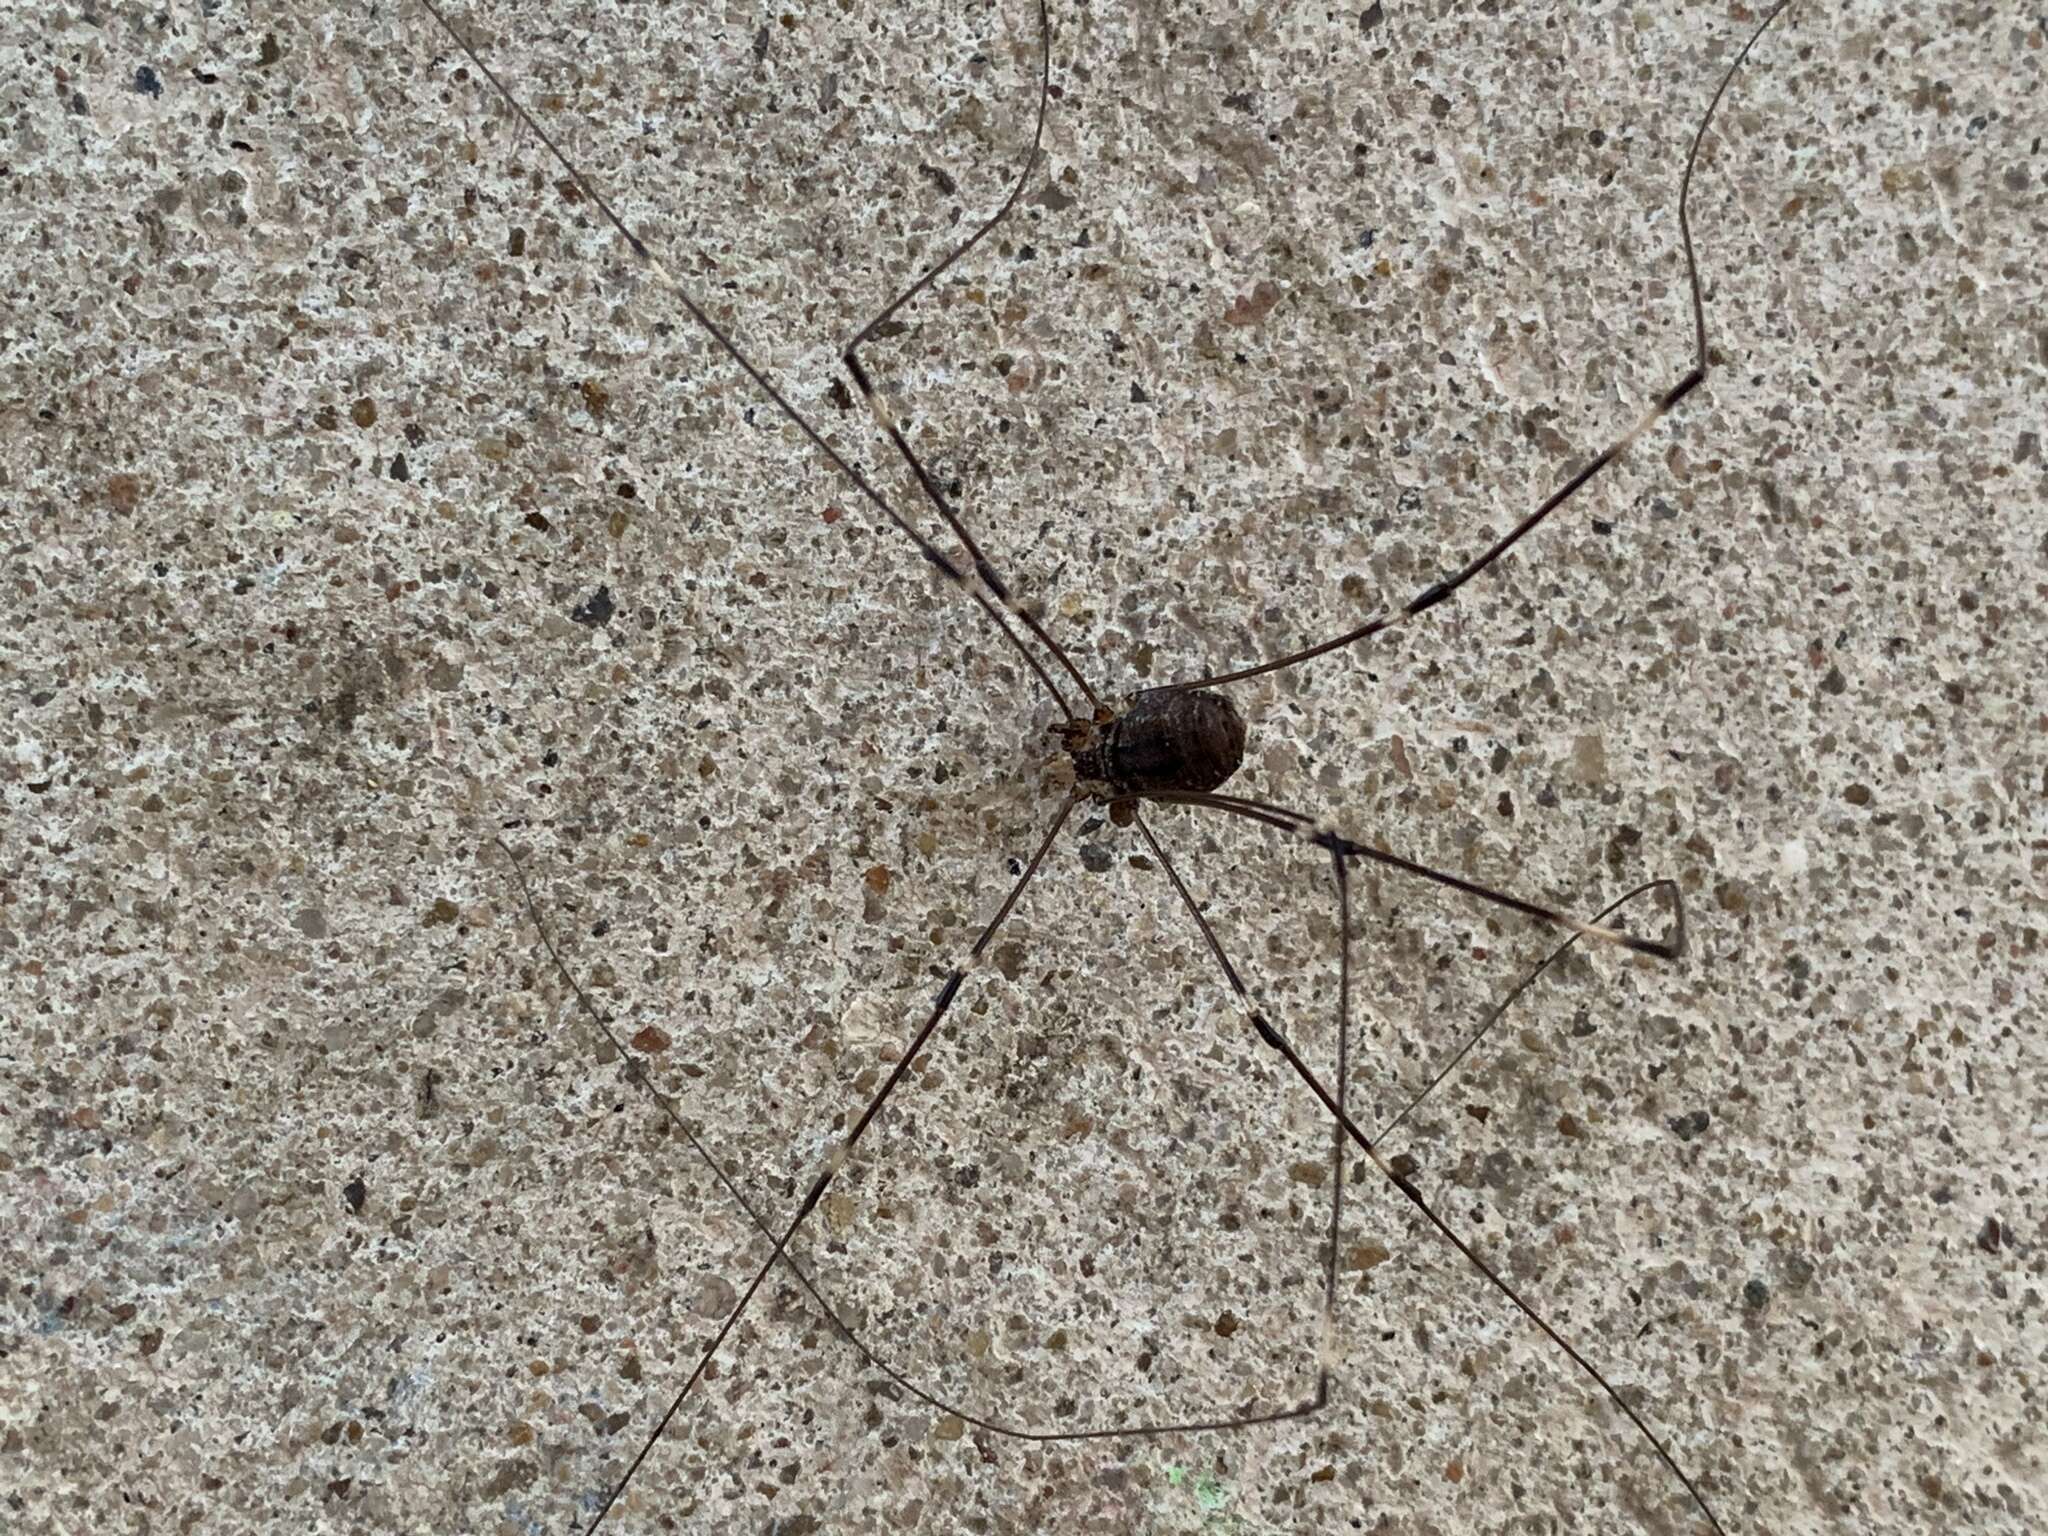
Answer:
(4, 2, 2042, 1534)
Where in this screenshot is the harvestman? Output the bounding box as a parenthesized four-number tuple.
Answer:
(413, 0, 1802, 1528)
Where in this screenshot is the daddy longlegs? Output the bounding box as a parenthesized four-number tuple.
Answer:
(408, 0, 1802, 1529)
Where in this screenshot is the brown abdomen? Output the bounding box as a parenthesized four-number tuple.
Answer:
(1101, 689, 1247, 796)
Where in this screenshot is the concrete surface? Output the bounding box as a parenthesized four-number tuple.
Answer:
(3, 1, 2042, 1533)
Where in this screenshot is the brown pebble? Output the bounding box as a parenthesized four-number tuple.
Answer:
(1223, 279, 1283, 326)
(1346, 1241, 1391, 1272)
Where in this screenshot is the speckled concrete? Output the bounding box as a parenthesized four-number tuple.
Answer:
(4, 2, 2042, 1533)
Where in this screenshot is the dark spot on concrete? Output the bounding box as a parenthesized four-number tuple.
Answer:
(572, 585, 615, 626)
(342, 1177, 366, 1213)
(133, 66, 162, 98)
(1669, 1109, 1711, 1141)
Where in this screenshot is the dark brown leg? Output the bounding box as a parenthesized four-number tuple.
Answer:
(494, 831, 1335, 1445)
(1152, 0, 1800, 695)
(1376, 877, 1683, 1141)
(838, 2, 1105, 712)
(1132, 809, 1728, 1535)
(1146, 787, 1685, 960)
(412, 0, 1080, 718)
(556, 796, 1077, 1534)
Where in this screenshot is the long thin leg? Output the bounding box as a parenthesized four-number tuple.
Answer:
(1125, 814, 1341, 1415)
(573, 795, 1075, 1534)
(839, 3, 1105, 711)
(1147, 787, 1685, 960)
(841, 0, 1053, 359)
(1153, 0, 1799, 695)
(1377, 877, 1680, 1141)
(1317, 836, 1353, 1409)
(412, 0, 1079, 719)
(495, 833, 1330, 1444)
(1134, 810, 1728, 1536)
